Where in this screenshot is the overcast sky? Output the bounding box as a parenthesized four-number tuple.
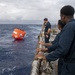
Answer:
(0, 0, 75, 24)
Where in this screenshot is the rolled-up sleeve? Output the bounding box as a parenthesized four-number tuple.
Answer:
(46, 24, 74, 62)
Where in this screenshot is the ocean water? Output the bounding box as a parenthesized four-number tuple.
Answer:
(0, 24, 42, 75)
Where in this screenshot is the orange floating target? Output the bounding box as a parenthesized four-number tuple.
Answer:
(12, 28, 26, 40)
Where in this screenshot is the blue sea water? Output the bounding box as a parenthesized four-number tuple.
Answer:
(0, 24, 42, 75)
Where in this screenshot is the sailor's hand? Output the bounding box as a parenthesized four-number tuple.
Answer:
(36, 48, 48, 52)
(36, 48, 42, 52)
(34, 54, 46, 60)
(39, 41, 45, 45)
(46, 35, 49, 38)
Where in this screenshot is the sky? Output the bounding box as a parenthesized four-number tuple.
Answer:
(0, 0, 75, 24)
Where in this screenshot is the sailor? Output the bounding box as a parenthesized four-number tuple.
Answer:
(35, 5, 75, 75)
(38, 20, 65, 75)
(43, 18, 51, 44)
